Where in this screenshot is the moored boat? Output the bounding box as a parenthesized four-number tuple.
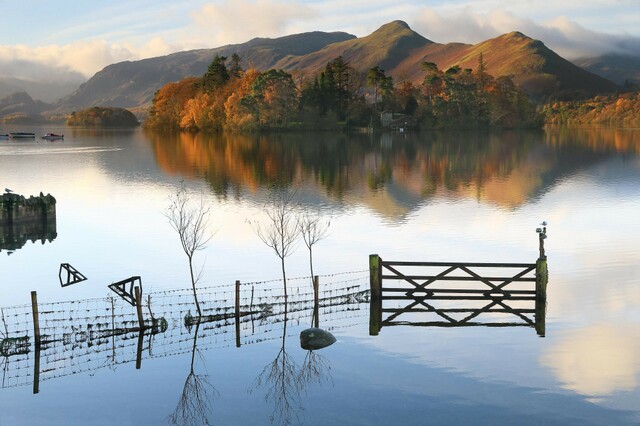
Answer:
(42, 133, 64, 140)
(9, 132, 36, 139)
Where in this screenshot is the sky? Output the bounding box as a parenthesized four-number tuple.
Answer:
(1, 0, 639, 80)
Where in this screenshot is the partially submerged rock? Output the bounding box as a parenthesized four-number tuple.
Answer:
(300, 327, 336, 350)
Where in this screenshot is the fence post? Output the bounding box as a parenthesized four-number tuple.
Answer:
(369, 254, 381, 301)
(135, 331, 144, 369)
(235, 280, 241, 347)
(313, 276, 320, 328)
(30, 291, 41, 394)
(30, 291, 41, 344)
(369, 255, 382, 335)
(535, 296, 546, 337)
(135, 286, 145, 330)
(536, 257, 548, 302)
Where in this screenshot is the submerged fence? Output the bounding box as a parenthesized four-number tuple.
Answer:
(0, 271, 370, 392)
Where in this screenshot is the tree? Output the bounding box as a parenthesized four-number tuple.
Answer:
(250, 69, 298, 128)
(253, 187, 298, 298)
(203, 55, 230, 92)
(229, 53, 243, 79)
(297, 210, 330, 285)
(166, 182, 212, 317)
(366, 66, 393, 111)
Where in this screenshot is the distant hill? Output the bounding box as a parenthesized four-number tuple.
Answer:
(0, 76, 84, 103)
(0, 91, 52, 117)
(573, 54, 640, 87)
(56, 31, 355, 111)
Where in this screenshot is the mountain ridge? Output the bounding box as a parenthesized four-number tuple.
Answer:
(2, 20, 636, 117)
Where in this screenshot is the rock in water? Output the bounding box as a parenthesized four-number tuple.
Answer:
(300, 328, 336, 350)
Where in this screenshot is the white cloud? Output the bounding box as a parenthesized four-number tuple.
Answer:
(540, 324, 640, 396)
(410, 7, 640, 59)
(186, 0, 317, 46)
(0, 37, 180, 81)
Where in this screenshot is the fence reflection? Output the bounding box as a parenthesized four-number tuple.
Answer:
(0, 271, 369, 393)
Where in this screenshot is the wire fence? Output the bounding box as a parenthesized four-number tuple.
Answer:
(1, 270, 370, 390)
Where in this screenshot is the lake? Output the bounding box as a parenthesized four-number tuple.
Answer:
(1, 125, 639, 425)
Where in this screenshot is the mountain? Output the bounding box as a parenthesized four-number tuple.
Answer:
(275, 20, 433, 76)
(0, 91, 52, 117)
(34, 21, 628, 113)
(56, 31, 355, 111)
(404, 31, 619, 100)
(573, 54, 640, 87)
(0, 76, 83, 103)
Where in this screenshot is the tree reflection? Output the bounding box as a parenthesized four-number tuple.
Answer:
(298, 349, 332, 390)
(251, 303, 335, 425)
(167, 323, 218, 426)
(251, 304, 302, 426)
(144, 128, 629, 214)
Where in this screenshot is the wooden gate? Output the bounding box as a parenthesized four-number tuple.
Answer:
(369, 255, 548, 336)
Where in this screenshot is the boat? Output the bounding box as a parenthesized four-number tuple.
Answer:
(9, 132, 36, 139)
(42, 133, 64, 141)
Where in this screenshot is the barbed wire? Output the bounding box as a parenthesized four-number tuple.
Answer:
(0, 271, 370, 390)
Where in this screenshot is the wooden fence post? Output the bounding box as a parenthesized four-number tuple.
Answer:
(535, 296, 546, 337)
(369, 254, 381, 301)
(536, 257, 548, 302)
(313, 276, 320, 328)
(235, 280, 241, 347)
(369, 255, 382, 335)
(30, 291, 41, 344)
(30, 291, 41, 394)
(134, 286, 145, 330)
(135, 331, 144, 370)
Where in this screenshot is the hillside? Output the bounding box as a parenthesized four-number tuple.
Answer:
(275, 20, 433, 78)
(573, 54, 640, 87)
(56, 31, 355, 111)
(390, 31, 620, 100)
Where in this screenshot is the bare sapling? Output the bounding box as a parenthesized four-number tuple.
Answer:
(297, 209, 330, 286)
(166, 181, 212, 317)
(252, 187, 298, 299)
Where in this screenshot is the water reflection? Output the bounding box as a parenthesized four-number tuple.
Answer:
(540, 324, 640, 397)
(0, 192, 56, 254)
(144, 128, 638, 220)
(168, 323, 219, 426)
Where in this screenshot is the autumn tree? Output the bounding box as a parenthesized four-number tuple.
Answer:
(146, 77, 201, 129)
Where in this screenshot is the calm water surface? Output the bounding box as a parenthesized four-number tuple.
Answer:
(0, 125, 639, 425)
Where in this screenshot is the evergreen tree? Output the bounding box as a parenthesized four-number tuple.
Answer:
(203, 55, 230, 92)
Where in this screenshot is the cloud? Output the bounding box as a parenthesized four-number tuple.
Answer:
(540, 324, 640, 396)
(187, 0, 317, 46)
(0, 37, 179, 81)
(410, 7, 640, 59)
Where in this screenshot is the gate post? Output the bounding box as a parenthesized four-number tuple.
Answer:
(369, 254, 382, 335)
(369, 254, 381, 301)
(535, 257, 548, 302)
